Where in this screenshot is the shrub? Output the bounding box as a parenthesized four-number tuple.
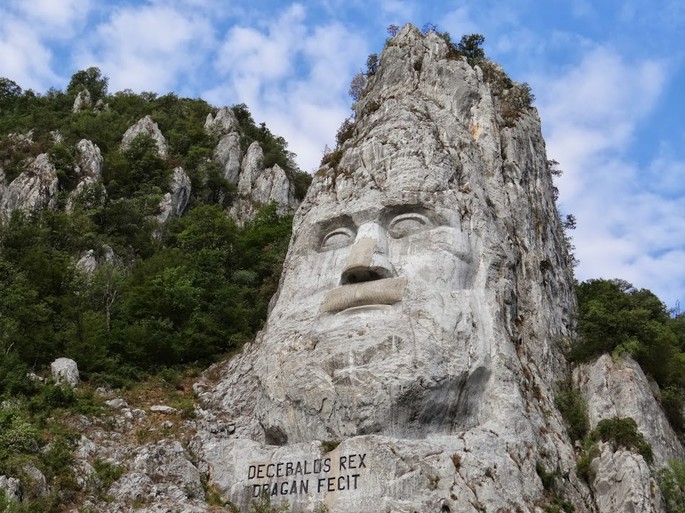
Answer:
(591, 417, 653, 463)
(555, 381, 589, 441)
(335, 118, 355, 147)
(659, 460, 685, 513)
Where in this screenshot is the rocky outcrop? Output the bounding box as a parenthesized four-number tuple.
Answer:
(108, 441, 205, 507)
(66, 139, 105, 212)
(205, 107, 238, 135)
(0, 154, 59, 218)
(215, 131, 242, 183)
(75, 139, 103, 180)
(0, 475, 21, 502)
(72, 89, 92, 112)
(230, 142, 297, 222)
(157, 166, 191, 223)
(192, 25, 586, 513)
(590, 445, 661, 513)
(50, 357, 80, 388)
(575, 354, 684, 468)
(121, 115, 168, 158)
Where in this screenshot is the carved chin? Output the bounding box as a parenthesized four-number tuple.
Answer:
(320, 277, 407, 313)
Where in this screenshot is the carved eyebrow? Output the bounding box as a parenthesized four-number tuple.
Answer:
(380, 204, 440, 224)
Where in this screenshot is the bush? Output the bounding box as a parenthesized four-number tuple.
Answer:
(592, 417, 653, 463)
(659, 460, 685, 513)
(555, 381, 589, 441)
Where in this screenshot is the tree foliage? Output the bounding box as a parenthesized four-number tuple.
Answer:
(573, 278, 685, 431)
(0, 69, 301, 393)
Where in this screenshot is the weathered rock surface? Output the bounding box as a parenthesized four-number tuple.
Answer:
(75, 138, 104, 180)
(72, 89, 92, 112)
(0, 475, 21, 502)
(121, 115, 168, 158)
(230, 141, 298, 221)
(66, 139, 106, 211)
(590, 445, 661, 513)
(575, 354, 684, 468)
(109, 441, 205, 506)
(156, 166, 191, 223)
(205, 106, 238, 135)
(50, 357, 80, 388)
(192, 25, 589, 513)
(215, 131, 242, 183)
(0, 153, 59, 218)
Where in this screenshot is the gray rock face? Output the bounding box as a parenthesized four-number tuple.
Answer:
(157, 166, 191, 223)
(215, 131, 242, 183)
(50, 357, 80, 388)
(0, 475, 21, 502)
(67, 139, 105, 212)
(108, 441, 205, 506)
(205, 107, 238, 135)
(193, 25, 585, 513)
(121, 115, 168, 158)
(591, 445, 661, 513)
(72, 89, 92, 112)
(575, 354, 684, 468)
(230, 142, 298, 222)
(75, 139, 103, 180)
(0, 153, 59, 218)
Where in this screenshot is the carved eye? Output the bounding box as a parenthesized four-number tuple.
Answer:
(388, 213, 433, 238)
(321, 227, 355, 251)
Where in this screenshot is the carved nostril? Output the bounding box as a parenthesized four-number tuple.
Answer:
(341, 268, 383, 285)
(341, 266, 392, 285)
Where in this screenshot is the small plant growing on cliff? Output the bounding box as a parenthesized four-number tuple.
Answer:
(576, 416, 653, 483)
(658, 459, 685, 513)
(554, 381, 589, 441)
(592, 417, 653, 463)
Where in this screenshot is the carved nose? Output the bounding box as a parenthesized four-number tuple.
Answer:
(340, 223, 396, 285)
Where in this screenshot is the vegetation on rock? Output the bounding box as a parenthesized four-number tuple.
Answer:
(572, 278, 685, 431)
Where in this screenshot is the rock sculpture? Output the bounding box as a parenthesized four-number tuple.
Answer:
(193, 25, 591, 512)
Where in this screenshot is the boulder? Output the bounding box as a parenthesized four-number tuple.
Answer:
(0, 475, 21, 502)
(50, 357, 80, 388)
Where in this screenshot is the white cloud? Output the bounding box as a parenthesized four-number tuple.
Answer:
(535, 46, 684, 306)
(76, 4, 214, 93)
(8, 0, 91, 33)
(208, 4, 367, 172)
(0, 15, 59, 89)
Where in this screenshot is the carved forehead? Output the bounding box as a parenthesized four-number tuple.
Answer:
(299, 187, 462, 228)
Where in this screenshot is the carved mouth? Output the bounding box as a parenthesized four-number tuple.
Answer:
(321, 277, 407, 313)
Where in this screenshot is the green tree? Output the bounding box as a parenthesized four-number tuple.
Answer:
(457, 34, 486, 63)
(67, 67, 108, 103)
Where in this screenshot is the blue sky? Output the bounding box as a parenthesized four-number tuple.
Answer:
(1, 0, 684, 310)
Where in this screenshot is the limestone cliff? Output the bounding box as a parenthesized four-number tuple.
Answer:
(184, 25, 682, 513)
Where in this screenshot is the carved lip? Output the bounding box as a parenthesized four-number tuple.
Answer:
(321, 277, 407, 314)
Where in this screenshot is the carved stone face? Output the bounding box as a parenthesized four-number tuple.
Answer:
(255, 176, 491, 442)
